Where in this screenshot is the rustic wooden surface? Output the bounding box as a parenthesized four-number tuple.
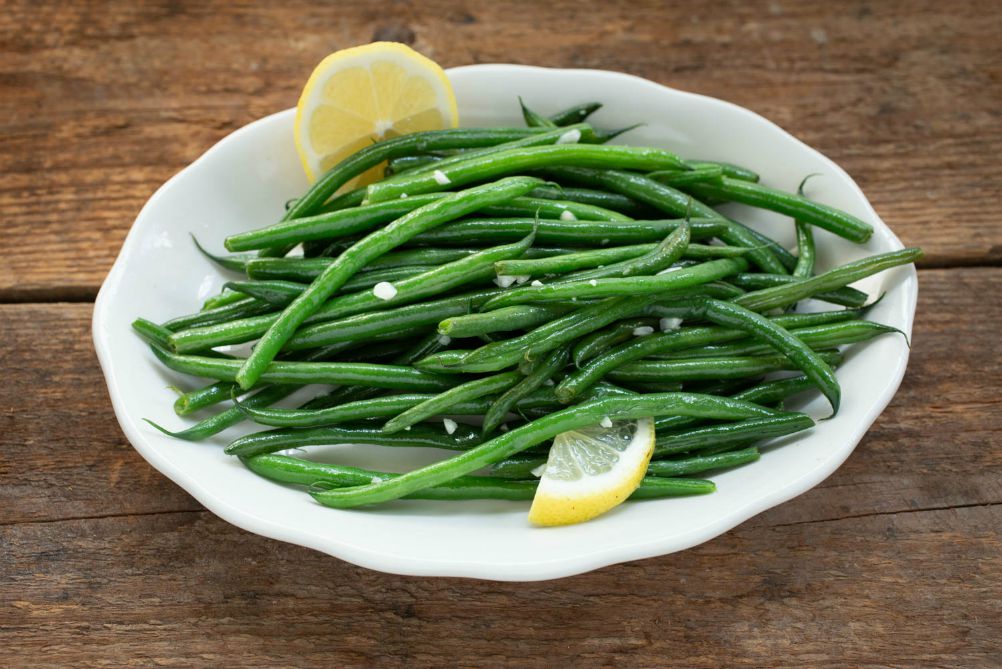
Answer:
(1, 1, 1000, 666)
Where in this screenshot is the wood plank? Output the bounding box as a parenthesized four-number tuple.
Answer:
(2, 267, 1000, 526)
(1, 505, 999, 667)
(2, 0, 1001, 298)
(0, 303, 199, 523)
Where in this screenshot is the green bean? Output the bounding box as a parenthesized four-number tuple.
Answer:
(406, 217, 723, 247)
(388, 119, 640, 184)
(648, 166, 724, 187)
(486, 454, 548, 480)
(680, 177, 874, 243)
(231, 192, 629, 254)
(731, 375, 815, 405)
(497, 244, 652, 276)
(664, 320, 902, 359)
(244, 453, 712, 500)
(380, 123, 608, 186)
(682, 378, 759, 396)
(390, 124, 600, 181)
(246, 255, 431, 282)
(556, 308, 860, 402)
(237, 389, 560, 429)
(132, 318, 174, 348)
(385, 154, 443, 175)
(282, 289, 502, 352)
(683, 244, 754, 260)
(438, 304, 571, 338)
(246, 392, 426, 427)
(617, 381, 685, 394)
(483, 347, 569, 436)
(519, 97, 557, 128)
(147, 383, 299, 442)
(732, 248, 923, 312)
(679, 297, 842, 414)
(572, 319, 658, 366)
(574, 123, 640, 143)
(161, 296, 274, 332)
(191, 235, 252, 273)
(691, 439, 759, 456)
(420, 295, 656, 373)
(168, 314, 275, 353)
(223, 280, 304, 307)
(479, 196, 631, 221)
(228, 194, 450, 252)
(647, 447, 761, 476)
(528, 185, 653, 217)
(202, 288, 248, 311)
(151, 345, 457, 391)
(653, 413, 814, 457)
(235, 176, 542, 389)
(316, 186, 366, 214)
(364, 245, 492, 266)
(535, 166, 787, 274)
(382, 371, 524, 434)
(169, 287, 500, 353)
(173, 381, 236, 416)
(480, 257, 747, 310)
(607, 351, 842, 384)
(296, 387, 384, 414)
(494, 243, 748, 278)
(225, 423, 483, 457)
(558, 220, 690, 283)
(311, 392, 776, 508)
(548, 101, 603, 126)
(648, 376, 814, 434)
(624, 477, 721, 498)
(383, 152, 461, 175)
(684, 160, 760, 183)
(489, 443, 764, 480)
(727, 273, 868, 308)
(364, 144, 688, 204)
(246, 453, 540, 499)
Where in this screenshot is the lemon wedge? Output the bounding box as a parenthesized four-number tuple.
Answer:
(528, 417, 656, 526)
(293, 42, 458, 185)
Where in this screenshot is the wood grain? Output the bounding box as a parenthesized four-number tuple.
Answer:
(2, 505, 999, 668)
(1, 269, 1000, 666)
(3, 1, 1002, 666)
(2, 0, 1001, 299)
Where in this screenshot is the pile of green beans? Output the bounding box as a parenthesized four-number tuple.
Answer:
(136, 98, 920, 516)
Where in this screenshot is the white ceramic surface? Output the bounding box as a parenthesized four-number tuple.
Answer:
(93, 65, 917, 581)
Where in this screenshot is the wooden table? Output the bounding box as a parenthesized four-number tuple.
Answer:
(3, 1, 1000, 666)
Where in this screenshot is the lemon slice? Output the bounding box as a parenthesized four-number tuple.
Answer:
(528, 417, 656, 527)
(294, 42, 458, 185)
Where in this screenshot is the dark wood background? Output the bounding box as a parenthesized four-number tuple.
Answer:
(2, 1, 1000, 666)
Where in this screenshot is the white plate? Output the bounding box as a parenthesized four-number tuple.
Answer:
(93, 64, 917, 581)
